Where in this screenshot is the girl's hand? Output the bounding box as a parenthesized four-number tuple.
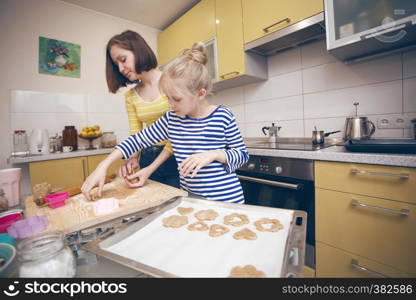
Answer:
(178, 151, 221, 178)
(81, 164, 108, 201)
(124, 167, 152, 188)
(117, 156, 139, 178)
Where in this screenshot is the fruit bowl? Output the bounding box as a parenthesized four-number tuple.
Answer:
(79, 134, 102, 150)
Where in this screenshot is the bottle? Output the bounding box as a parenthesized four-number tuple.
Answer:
(0, 188, 8, 212)
(17, 231, 76, 278)
(62, 126, 78, 151)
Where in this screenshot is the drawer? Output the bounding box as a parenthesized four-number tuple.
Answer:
(315, 161, 416, 204)
(316, 188, 416, 275)
(316, 242, 410, 278)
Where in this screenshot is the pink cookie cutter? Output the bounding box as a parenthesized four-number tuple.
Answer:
(92, 198, 119, 216)
(7, 215, 48, 239)
(44, 192, 69, 209)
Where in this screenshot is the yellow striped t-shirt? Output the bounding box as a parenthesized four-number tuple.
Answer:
(124, 88, 172, 152)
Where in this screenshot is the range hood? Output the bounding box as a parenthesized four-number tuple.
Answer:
(244, 12, 326, 56)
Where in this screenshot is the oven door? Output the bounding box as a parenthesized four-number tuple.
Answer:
(237, 170, 315, 268)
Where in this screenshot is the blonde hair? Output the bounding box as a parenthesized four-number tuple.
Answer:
(160, 42, 212, 97)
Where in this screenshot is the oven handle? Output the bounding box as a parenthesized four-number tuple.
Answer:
(237, 175, 301, 190)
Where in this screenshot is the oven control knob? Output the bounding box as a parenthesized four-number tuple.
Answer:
(275, 166, 283, 174)
(247, 163, 255, 170)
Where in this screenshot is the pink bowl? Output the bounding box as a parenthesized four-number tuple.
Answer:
(0, 213, 23, 233)
(44, 192, 69, 209)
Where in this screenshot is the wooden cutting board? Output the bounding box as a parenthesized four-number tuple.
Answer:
(24, 178, 188, 234)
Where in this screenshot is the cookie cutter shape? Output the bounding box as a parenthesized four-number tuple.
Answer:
(208, 224, 229, 237)
(177, 207, 194, 215)
(92, 197, 119, 216)
(254, 218, 283, 232)
(233, 228, 257, 240)
(162, 215, 188, 228)
(44, 192, 68, 209)
(228, 265, 266, 278)
(195, 209, 219, 221)
(224, 213, 249, 227)
(7, 215, 48, 239)
(187, 221, 209, 231)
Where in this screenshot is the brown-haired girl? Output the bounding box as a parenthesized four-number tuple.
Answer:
(106, 30, 179, 188)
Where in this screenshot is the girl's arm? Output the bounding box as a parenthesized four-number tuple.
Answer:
(81, 149, 123, 200)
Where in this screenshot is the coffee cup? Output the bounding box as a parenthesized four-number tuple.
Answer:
(62, 146, 73, 152)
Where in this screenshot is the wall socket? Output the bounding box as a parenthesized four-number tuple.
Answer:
(377, 116, 409, 129)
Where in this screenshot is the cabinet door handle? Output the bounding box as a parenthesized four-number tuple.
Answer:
(262, 18, 291, 32)
(351, 199, 409, 216)
(220, 71, 240, 79)
(351, 168, 409, 179)
(351, 259, 387, 278)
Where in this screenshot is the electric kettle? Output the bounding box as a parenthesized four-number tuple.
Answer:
(29, 129, 49, 155)
(344, 102, 375, 140)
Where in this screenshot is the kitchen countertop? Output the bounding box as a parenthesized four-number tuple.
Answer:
(246, 145, 416, 168)
(8, 148, 113, 164)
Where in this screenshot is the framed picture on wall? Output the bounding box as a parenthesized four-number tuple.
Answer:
(38, 36, 81, 78)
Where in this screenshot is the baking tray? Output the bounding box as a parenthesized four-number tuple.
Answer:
(84, 196, 307, 278)
(344, 139, 416, 154)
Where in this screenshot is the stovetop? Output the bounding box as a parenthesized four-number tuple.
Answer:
(245, 137, 341, 151)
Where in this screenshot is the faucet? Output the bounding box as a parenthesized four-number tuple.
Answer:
(262, 123, 281, 143)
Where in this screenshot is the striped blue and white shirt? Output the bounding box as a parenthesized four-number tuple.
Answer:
(116, 105, 249, 203)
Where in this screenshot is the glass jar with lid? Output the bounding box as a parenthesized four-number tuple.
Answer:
(101, 131, 117, 148)
(17, 231, 76, 278)
(62, 126, 78, 151)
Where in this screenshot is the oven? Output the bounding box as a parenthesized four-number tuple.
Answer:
(236, 155, 315, 268)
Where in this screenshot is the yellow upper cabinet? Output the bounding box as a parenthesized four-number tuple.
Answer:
(215, 0, 245, 81)
(242, 0, 324, 44)
(158, 0, 216, 66)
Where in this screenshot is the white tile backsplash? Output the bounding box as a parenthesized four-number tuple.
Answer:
(268, 47, 301, 77)
(403, 49, 416, 79)
(304, 80, 403, 119)
(10, 90, 130, 144)
(210, 39, 415, 139)
(244, 71, 302, 103)
(302, 54, 402, 94)
(404, 77, 416, 113)
(245, 95, 303, 123)
(301, 39, 338, 69)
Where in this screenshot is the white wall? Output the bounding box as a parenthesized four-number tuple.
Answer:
(211, 39, 416, 139)
(0, 0, 160, 168)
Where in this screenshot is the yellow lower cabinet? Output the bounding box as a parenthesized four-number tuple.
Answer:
(316, 242, 410, 278)
(87, 154, 125, 177)
(316, 188, 416, 276)
(29, 157, 87, 190)
(303, 266, 316, 278)
(315, 161, 416, 204)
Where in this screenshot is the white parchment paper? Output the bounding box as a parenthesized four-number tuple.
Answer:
(106, 200, 294, 277)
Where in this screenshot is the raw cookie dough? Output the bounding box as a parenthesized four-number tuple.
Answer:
(91, 188, 136, 201)
(228, 265, 266, 278)
(224, 213, 249, 226)
(187, 221, 209, 231)
(195, 209, 219, 221)
(233, 228, 257, 240)
(254, 218, 283, 232)
(162, 215, 188, 228)
(208, 224, 230, 237)
(177, 207, 194, 215)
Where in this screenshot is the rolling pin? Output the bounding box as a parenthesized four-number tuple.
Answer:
(53, 175, 115, 197)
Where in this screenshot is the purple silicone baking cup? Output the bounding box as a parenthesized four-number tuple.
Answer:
(7, 215, 48, 239)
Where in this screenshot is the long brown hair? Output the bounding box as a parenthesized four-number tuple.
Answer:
(106, 30, 157, 93)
